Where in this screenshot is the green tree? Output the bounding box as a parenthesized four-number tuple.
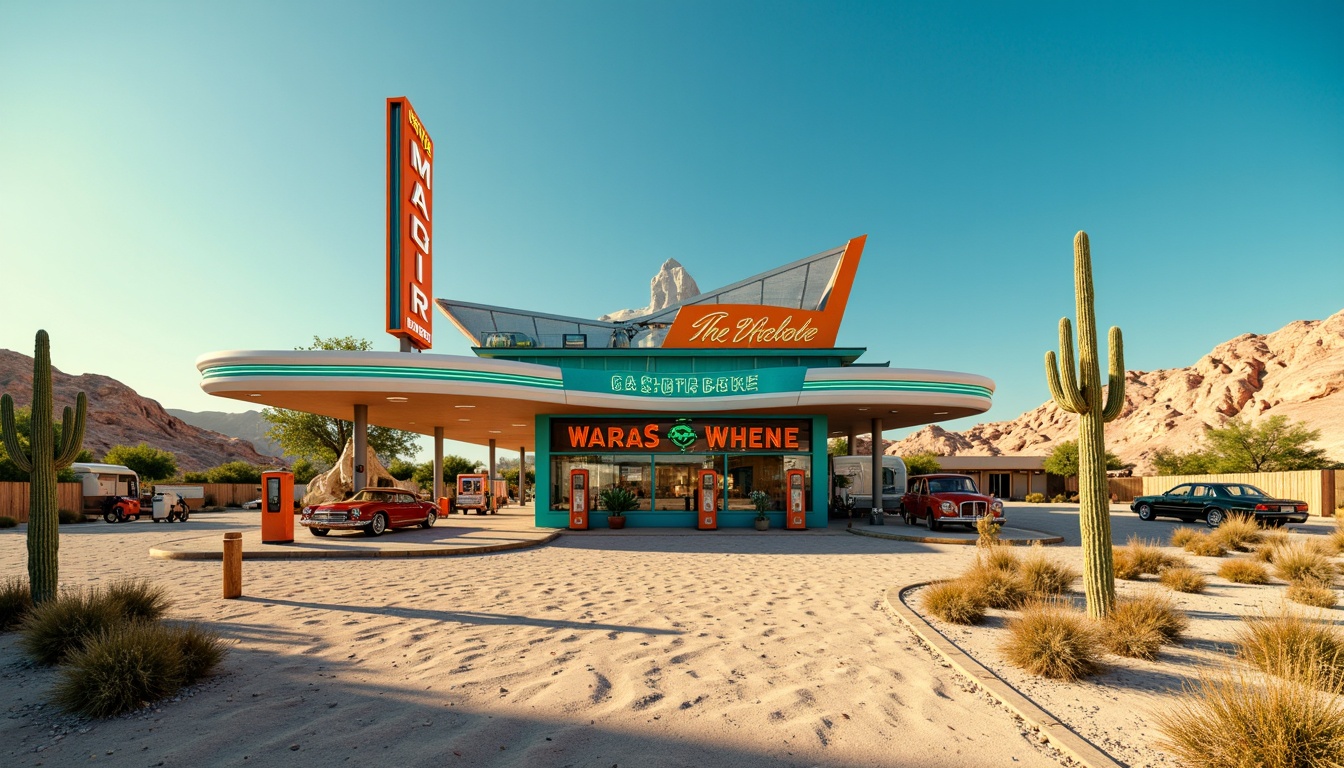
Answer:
(290, 457, 322, 484)
(1043, 440, 1124, 477)
(103, 443, 178, 482)
(828, 438, 849, 456)
(0, 406, 93, 481)
(388, 459, 417, 481)
(902, 452, 941, 476)
(1203, 416, 1333, 472)
(411, 455, 482, 491)
(260, 337, 420, 465)
(186, 462, 265, 484)
(1149, 447, 1220, 476)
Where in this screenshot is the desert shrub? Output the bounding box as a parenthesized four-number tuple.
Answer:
(19, 588, 124, 665)
(1102, 593, 1188, 660)
(921, 581, 986, 625)
(0, 516, 17, 528)
(1288, 582, 1338, 609)
(962, 563, 1029, 609)
(1330, 528, 1344, 556)
(1212, 514, 1262, 552)
(1183, 532, 1228, 558)
(1050, 493, 1067, 503)
(1160, 566, 1208, 594)
(1024, 493, 1045, 503)
(1274, 545, 1336, 586)
(1123, 536, 1185, 575)
(0, 576, 33, 631)
(1017, 547, 1078, 597)
(975, 515, 1002, 548)
(1113, 549, 1143, 581)
(1158, 665, 1344, 768)
(105, 578, 171, 622)
(1170, 527, 1201, 548)
(1236, 612, 1344, 692)
(982, 546, 1020, 573)
(1002, 601, 1101, 680)
(1218, 559, 1270, 584)
(57, 509, 84, 524)
(52, 622, 182, 718)
(173, 623, 228, 682)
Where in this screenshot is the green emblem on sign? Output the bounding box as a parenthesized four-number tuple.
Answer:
(667, 419, 698, 452)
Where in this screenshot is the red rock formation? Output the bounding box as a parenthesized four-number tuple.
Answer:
(0, 350, 282, 472)
(885, 309, 1344, 474)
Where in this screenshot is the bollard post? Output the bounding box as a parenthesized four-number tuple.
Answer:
(223, 532, 242, 599)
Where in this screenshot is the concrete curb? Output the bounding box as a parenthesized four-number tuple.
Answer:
(847, 526, 1065, 546)
(149, 530, 562, 561)
(883, 581, 1125, 768)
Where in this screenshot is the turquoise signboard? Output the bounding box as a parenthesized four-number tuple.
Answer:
(562, 368, 807, 398)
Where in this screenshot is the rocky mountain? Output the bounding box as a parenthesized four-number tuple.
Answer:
(166, 409, 282, 456)
(0, 350, 283, 472)
(599, 258, 701, 322)
(885, 308, 1344, 474)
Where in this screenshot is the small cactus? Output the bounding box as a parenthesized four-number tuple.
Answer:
(1045, 232, 1125, 618)
(0, 331, 87, 604)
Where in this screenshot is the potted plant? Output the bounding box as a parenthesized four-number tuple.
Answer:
(599, 486, 638, 529)
(750, 490, 771, 531)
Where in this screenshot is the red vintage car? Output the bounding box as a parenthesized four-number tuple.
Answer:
(300, 488, 438, 537)
(902, 473, 1005, 532)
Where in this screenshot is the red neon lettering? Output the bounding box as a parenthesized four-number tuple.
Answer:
(607, 427, 624, 448)
(748, 427, 763, 449)
(765, 428, 781, 449)
(705, 425, 730, 450)
(784, 428, 799, 449)
(567, 426, 589, 447)
(730, 427, 747, 449)
(644, 424, 660, 448)
(626, 427, 644, 448)
(589, 429, 606, 448)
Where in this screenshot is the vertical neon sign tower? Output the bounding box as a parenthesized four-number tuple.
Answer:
(386, 97, 434, 351)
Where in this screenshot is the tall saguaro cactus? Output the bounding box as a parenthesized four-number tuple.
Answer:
(0, 331, 87, 604)
(1045, 232, 1125, 618)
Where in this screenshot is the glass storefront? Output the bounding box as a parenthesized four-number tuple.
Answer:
(550, 453, 811, 513)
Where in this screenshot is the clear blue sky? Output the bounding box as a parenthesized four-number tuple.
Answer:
(2, 1, 1341, 464)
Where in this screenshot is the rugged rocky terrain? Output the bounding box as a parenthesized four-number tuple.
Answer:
(598, 258, 700, 322)
(0, 350, 282, 471)
(885, 308, 1344, 474)
(167, 408, 282, 456)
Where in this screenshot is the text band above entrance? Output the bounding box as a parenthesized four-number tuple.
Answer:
(551, 417, 812, 454)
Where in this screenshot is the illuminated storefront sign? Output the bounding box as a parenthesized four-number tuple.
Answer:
(386, 96, 434, 350)
(562, 368, 806, 398)
(550, 417, 811, 454)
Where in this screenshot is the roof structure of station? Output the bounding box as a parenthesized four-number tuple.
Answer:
(197, 235, 995, 448)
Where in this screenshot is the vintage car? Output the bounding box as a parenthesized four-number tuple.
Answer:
(901, 473, 1005, 531)
(1130, 482, 1309, 528)
(300, 488, 438, 537)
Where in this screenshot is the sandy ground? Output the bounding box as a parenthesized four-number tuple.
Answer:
(911, 509, 1343, 768)
(0, 508, 1076, 768)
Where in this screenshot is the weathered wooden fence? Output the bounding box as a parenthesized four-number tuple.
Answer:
(1142, 469, 1337, 516)
(0, 482, 84, 524)
(198, 483, 263, 508)
(1062, 476, 1144, 502)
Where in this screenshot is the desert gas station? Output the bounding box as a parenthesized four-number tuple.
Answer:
(196, 97, 995, 530)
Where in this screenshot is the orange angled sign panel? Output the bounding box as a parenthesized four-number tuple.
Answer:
(661, 235, 865, 348)
(386, 96, 434, 350)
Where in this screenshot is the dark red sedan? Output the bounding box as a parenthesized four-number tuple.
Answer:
(901, 473, 1005, 532)
(300, 488, 438, 537)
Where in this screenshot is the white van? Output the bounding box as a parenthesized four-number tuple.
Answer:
(71, 462, 141, 515)
(830, 455, 907, 514)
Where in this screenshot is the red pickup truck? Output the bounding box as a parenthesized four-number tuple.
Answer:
(902, 473, 1004, 532)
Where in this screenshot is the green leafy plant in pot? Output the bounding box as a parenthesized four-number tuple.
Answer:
(750, 490, 771, 530)
(599, 486, 638, 529)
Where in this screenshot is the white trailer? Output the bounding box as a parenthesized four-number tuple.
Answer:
(830, 455, 907, 514)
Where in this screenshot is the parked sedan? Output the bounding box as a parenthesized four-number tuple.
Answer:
(901, 473, 1005, 532)
(300, 488, 438, 537)
(1130, 483, 1309, 528)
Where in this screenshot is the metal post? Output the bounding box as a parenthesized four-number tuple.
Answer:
(519, 446, 527, 507)
(433, 427, 444, 502)
(848, 425, 858, 455)
(488, 438, 497, 511)
(353, 404, 368, 493)
(222, 532, 242, 598)
(870, 417, 884, 525)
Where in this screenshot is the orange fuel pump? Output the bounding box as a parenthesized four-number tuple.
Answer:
(569, 469, 589, 530)
(697, 469, 718, 530)
(786, 469, 807, 530)
(260, 471, 294, 544)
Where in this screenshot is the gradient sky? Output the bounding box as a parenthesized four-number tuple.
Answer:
(2, 2, 1341, 464)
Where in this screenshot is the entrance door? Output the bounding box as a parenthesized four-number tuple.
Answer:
(988, 473, 1010, 498)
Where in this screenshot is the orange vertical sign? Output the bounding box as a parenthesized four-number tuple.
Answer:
(386, 97, 434, 350)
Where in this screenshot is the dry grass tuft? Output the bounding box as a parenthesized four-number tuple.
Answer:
(1183, 532, 1229, 558)
(1274, 545, 1336, 586)
(921, 581, 987, 625)
(0, 576, 33, 632)
(1102, 593, 1189, 660)
(982, 546, 1020, 573)
(1218, 559, 1270, 584)
(1001, 601, 1102, 681)
(1330, 528, 1344, 556)
(975, 515, 1002, 548)
(1157, 664, 1344, 768)
(18, 588, 124, 666)
(105, 578, 172, 623)
(1236, 611, 1344, 691)
(962, 562, 1029, 609)
(1170, 527, 1202, 548)
(1017, 547, 1078, 597)
(1123, 536, 1185, 575)
(1160, 566, 1209, 594)
(1212, 514, 1263, 552)
(1113, 549, 1144, 581)
(1288, 582, 1339, 609)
